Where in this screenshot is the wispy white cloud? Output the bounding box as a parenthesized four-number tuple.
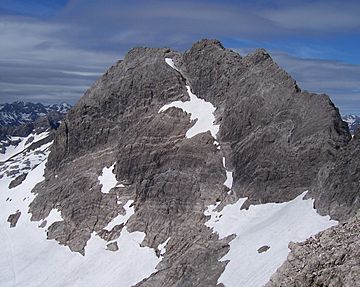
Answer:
(0, 16, 117, 104)
(270, 51, 360, 115)
(0, 17, 116, 66)
(61, 71, 103, 76)
(259, 2, 360, 31)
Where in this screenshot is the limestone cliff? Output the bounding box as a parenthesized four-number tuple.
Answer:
(24, 39, 358, 286)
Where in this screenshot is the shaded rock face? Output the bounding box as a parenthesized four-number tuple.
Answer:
(312, 129, 360, 221)
(267, 212, 360, 287)
(0, 124, 34, 141)
(29, 39, 356, 285)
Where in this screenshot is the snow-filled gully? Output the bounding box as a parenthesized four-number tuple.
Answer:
(161, 58, 233, 190)
(162, 58, 338, 287)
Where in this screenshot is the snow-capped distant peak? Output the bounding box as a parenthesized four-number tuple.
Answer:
(343, 114, 360, 135)
(0, 102, 71, 127)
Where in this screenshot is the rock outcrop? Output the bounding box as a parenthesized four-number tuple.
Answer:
(7, 211, 21, 228)
(8, 173, 27, 189)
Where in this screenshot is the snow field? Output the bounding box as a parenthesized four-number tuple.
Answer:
(205, 192, 338, 287)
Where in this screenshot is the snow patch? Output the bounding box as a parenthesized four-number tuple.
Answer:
(116, 196, 122, 205)
(159, 85, 219, 138)
(165, 58, 180, 72)
(204, 191, 337, 287)
(158, 237, 171, 258)
(104, 200, 134, 231)
(43, 209, 63, 229)
(98, 163, 117, 193)
(222, 157, 233, 190)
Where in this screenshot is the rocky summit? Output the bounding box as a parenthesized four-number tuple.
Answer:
(0, 39, 359, 287)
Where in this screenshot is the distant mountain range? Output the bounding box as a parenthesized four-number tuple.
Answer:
(0, 101, 71, 126)
(0, 101, 71, 144)
(2, 101, 358, 135)
(342, 114, 360, 135)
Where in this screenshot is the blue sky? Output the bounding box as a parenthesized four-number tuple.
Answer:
(0, 0, 360, 114)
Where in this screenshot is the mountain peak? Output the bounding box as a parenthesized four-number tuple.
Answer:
(192, 38, 225, 49)
(0, 39, 358, 287)
(242, 47, 272, 65)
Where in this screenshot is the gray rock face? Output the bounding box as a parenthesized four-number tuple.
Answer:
(311, 129, 360, 221)
(266, 212, 360, 287)
(180, 40, 351, 209)
(28, 39, 358, 285)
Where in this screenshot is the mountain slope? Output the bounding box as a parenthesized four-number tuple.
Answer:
(0, 39, 358, 287)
